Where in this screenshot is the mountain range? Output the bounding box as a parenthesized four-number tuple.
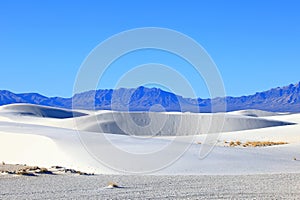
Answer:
(1, 82, 300, 113)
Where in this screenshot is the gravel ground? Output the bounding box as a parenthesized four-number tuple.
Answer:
(1, 173, 300, 199)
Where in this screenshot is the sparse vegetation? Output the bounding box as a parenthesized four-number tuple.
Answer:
(16, 169, 36, 176)
(51, 166, 64, 169)
(229, 141, 236, 147)
(0, 163, 93, 176)
(37, 167, 53, 174)
(63, 168, 94, 175)
(25, 166, 39, 171)
(224, 140, 288, 147)
(244, 141, 288, 147)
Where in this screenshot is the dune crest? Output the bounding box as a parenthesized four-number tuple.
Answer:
(0, 104, 87, 119)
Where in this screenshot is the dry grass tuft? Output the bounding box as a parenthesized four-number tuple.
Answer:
(16, 169, 36, 176)
(226, 140, 288, 148)
(244, 141, 288, 147)
(25, 166, 39, 171)
(37, 167, 53, 174)
(229, 141, 237, 147)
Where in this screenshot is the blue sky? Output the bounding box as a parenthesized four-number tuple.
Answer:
(0, 0, 300, 98)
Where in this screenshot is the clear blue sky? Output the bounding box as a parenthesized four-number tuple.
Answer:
(1, 0, 300, 98)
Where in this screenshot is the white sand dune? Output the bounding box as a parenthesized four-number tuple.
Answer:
(229, 109, 284, 117)
(0, 103, 87, 119)
(75, 111, 293, 135)
(1, 104, 293, 135)
(0, 103, 299, 175)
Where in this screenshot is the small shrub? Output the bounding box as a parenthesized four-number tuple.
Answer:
(25, 166, 39, 171)
(37, 168, 53, 174)
(16, 170, 36, 176)
(64, 168, 77, 173)
(51, 166, 63, 169)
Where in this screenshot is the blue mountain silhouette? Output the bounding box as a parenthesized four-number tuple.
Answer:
(1, 82, 300, 112)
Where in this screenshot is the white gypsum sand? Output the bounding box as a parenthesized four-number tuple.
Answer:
(0, 103, 299, 175)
